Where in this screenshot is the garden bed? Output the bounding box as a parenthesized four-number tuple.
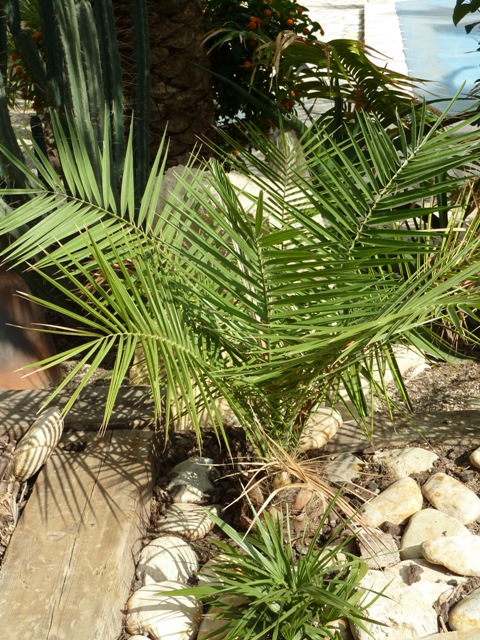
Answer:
(1, 360, 480, 637)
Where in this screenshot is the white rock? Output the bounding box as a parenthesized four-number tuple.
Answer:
(325, 453, 364, 483)
(449, 587, 480, 631)
(422, 473, 480, 524)
(400, 508, 471, 560)
(197, 555, 230, 587)
(167, 456, 215, 504)
(421, 535, 480, 576)
(136, 536, 198, 586)
(349, 569, 438, 639)
(196, 596, 249, 640)
(356, 529, 400, 569)
(415, 631, 480, 639)
(325, 619, 353, 639)
(361, 477, 423, 527)
(125, 582, 201, 640)
(155, 503, 223, 540)
(128, 636, 151, 640)
(299, 407, 342, 451)
(468, 446, 480, 470)
(372, 448, 438, 480)
(383, 559, 467, 605)
(8, 406, 63, 481)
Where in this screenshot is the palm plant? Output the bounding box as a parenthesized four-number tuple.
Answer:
(0, 100, 480, 452)
(162, 498, 377, 640)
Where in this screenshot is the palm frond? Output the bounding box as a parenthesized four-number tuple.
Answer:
(1, 103, 480, 449)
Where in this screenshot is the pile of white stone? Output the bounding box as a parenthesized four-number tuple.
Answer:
(121, 408, 480, 640)
(338, 449, 480, 639)
(123, 456, 223, 640)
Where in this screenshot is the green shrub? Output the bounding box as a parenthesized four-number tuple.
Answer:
(201, 0, 323, 131)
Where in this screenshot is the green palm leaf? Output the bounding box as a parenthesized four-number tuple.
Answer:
(0, 103, 480, 449)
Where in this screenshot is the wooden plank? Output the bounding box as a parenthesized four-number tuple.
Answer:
(0, 386, 154, 440)
(0, 430, 153, 639)
(329, 411, 480, 453)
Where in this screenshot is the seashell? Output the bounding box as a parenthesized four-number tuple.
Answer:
(9, 407, 63, 481)
(155, 503, 223, 540)
(125, 581, 201, 640)
(167, 456, 215, 504)
(298, 407, 342, 451)
(197, 596, 250, 640)
(136, 535, 198, 585)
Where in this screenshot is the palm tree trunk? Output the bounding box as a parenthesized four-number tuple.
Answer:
(114, 0, 215, 167)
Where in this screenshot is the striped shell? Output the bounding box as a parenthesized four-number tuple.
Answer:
(155, 503, 223, 540)
(10, 406, 64, 481)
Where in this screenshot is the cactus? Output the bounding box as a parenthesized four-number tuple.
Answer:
(0, 0, 150, 199)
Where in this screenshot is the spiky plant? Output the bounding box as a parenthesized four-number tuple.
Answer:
(0, 100, 480, 452)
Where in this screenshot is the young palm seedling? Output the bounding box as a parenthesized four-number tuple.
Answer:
(166, 493, 380, 640)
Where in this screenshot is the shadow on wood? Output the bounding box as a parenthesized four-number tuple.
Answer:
(0, 267, 61, 390)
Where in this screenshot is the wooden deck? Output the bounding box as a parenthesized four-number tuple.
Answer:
(0, 429, 153, 639)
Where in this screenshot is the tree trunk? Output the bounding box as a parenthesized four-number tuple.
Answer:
(114, 0, 215, 167)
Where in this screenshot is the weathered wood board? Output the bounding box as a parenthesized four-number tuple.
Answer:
(0, 386, 154, 440)
(0, 429, 153, 639)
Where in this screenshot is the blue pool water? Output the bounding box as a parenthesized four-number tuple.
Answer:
(396, 0, 479, 110)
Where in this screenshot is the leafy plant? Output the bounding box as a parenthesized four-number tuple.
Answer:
(161, 496, 377, 640)
(1, 100, 480, 450)
(201, 0, 322, 126)
(201, 0, 416, 143)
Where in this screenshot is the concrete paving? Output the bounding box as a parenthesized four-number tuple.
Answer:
(306, 0, 408, 75)
(300, 0, 410, 121)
